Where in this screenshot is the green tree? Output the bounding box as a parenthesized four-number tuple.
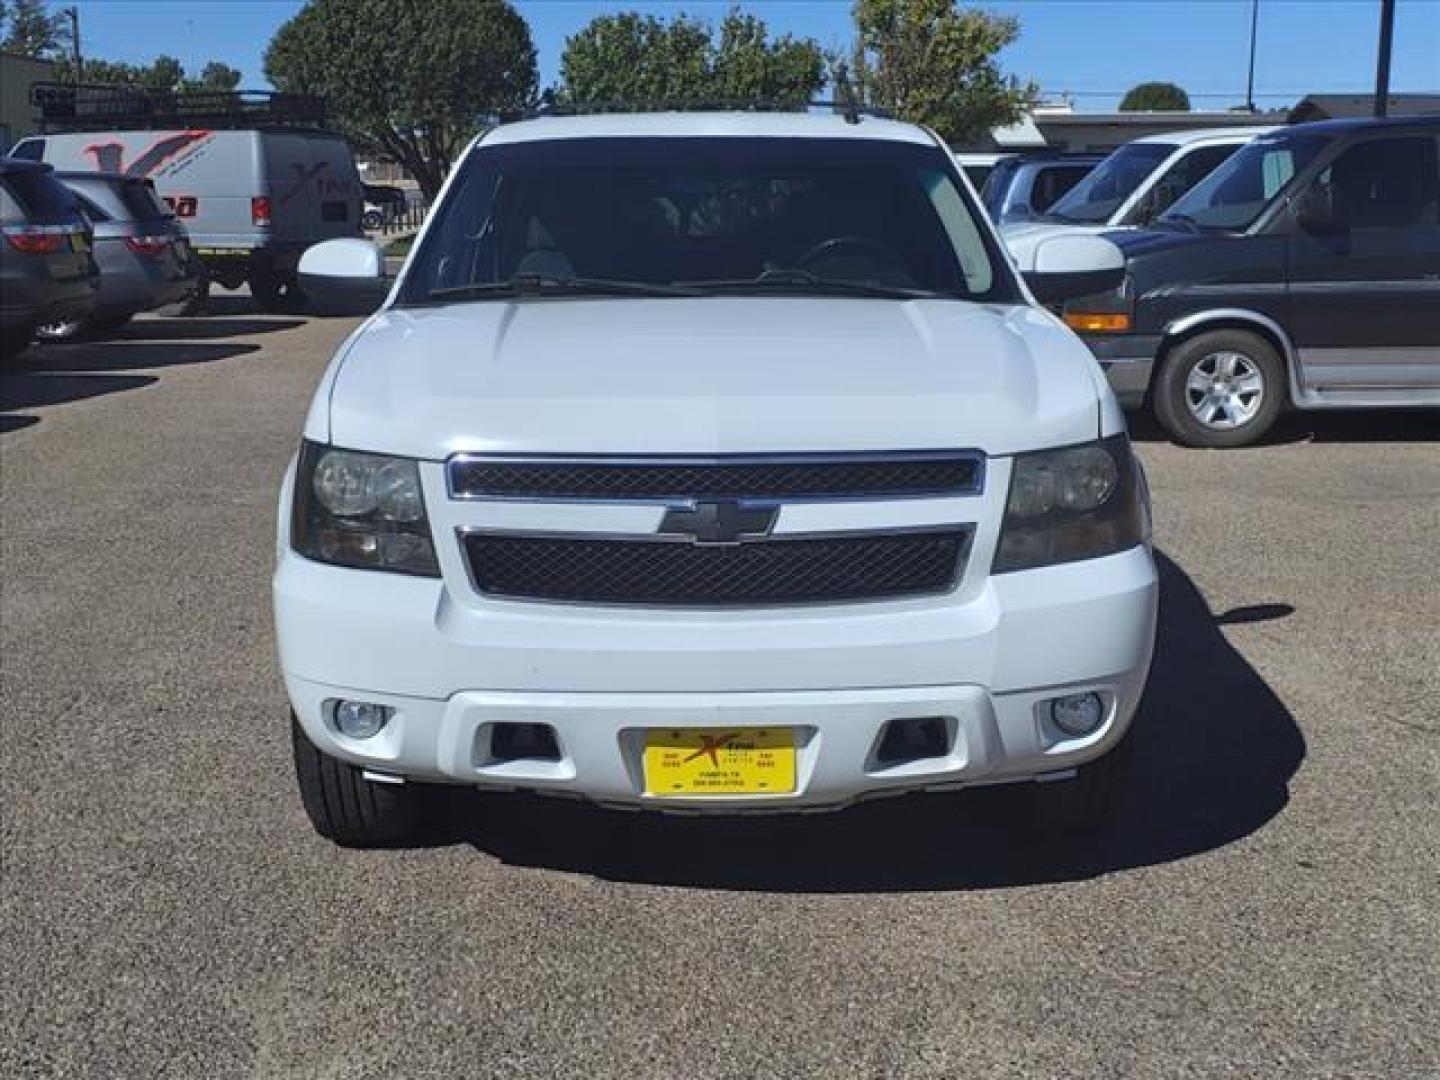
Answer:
(845, 0, 1035, 144)
(0, 0, 67, 58)
(185, 61, 243, 93)
(1119, 81, 1191, 112)
(266, 0, 538, 199)
(557, 8, 825, 108)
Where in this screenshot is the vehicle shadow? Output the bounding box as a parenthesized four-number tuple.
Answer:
(1128, 408, 1437, 445)
(436, 551, 1305, 891)
(121, 317, 305, 341)
(1, 342, 257, 431)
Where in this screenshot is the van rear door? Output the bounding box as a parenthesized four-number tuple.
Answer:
(262, 132, 362, 250)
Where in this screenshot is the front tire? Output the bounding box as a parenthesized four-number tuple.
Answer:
(1, 325, 34, 362)
(291, 713, 422, 847)
(1152, 329, 1285, 448)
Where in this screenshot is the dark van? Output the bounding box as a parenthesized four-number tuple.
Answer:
(1064, 117, 1440, 446)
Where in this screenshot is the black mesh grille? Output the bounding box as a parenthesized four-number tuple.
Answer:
(463, 530, 969, 605)
(449, 456, 981, 501)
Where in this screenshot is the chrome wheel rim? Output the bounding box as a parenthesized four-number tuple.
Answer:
(1185, 351, 1265, 429)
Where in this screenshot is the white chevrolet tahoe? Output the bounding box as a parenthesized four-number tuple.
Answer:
(280, 112, 1159, 846)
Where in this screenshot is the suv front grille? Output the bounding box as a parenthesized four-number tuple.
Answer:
(461, 529, 970, 606)
(448, 453, 982, 502)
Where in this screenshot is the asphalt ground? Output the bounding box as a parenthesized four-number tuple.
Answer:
(2, 302, 1437, 1078)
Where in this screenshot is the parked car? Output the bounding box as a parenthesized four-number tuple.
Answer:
(1002, 128, 1272, 264)
(981, 152, 1104, 224)
(952, 151, 1014, 191)
(1057, 116, 1440, 446)
(361, 183, 407, 231)
(12, 123, 363, 311)
(0, 157, 96, 361)
(279, 110, 1158, 846)
(33, 172, 199, 341)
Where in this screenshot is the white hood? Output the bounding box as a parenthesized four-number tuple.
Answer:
(322, 297, 1102, 459)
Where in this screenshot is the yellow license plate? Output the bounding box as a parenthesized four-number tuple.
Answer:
(643, 727, 796, 796)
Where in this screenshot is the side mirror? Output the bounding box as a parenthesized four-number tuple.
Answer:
(298, 238, 392, 312)
(1022, 234, 1126, 305)
(1294, 185, 1335, 233)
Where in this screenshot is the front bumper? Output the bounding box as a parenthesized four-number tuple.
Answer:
(275, 544, 1159, 811)
(1082, 333, 1162, 409)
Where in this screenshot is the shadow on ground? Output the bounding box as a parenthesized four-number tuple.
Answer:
(1129, 407, 1438, 445)
(422, 552, 1304, 891)
(117, 317, 305, 340)
(1, 341, 258, 431)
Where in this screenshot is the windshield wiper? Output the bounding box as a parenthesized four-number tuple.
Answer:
(428, 274, 702, 301)
(680, 270, 947, 300)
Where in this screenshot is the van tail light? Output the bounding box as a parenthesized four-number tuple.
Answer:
(3, 225, 64, 254)
(251, 196, 272, 227)
(125, 235, 172, 257)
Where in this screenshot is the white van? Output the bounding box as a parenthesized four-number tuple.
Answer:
(11, 127, 363, 310)
(1002, 127, 1273, 266)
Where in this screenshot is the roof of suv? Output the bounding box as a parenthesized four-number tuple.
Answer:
(483, 111, 937, 148)
(1131, 125, 1275, 147)
(0, 156, 54, 176)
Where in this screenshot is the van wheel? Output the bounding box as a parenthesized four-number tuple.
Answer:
(174, 275, 210, 317)
(291, 713, 422, 847)
(1029, 733, 1132, 833)
(250, 270, 306, 313)
(1152, 330, 1284, 447)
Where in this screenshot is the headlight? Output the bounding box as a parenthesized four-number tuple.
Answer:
(291, 441, 440, 576)
(993, 435, 1149, 573)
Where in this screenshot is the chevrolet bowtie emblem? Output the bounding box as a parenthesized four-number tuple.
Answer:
(658, 499, 779, 545)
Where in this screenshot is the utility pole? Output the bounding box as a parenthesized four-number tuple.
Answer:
(1374, 0, 1396, 117)
(1245, 0, 1260, 113)
(61, 6, 83, 84)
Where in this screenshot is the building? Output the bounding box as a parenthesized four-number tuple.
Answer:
(980, 102, 1277, 154)
(0, 52, 57, 151)
(1289, 93, 1440, 122)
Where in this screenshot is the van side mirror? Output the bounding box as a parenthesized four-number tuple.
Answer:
(1294, 185, 1335, 233)
(298, 238, 392, 312)
(1022, 234, 1126, 305)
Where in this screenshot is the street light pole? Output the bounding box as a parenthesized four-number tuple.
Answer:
(1374, 0, 1396, 117)
(1245, 0, 1259, 113)
(62, 6, 83, 84)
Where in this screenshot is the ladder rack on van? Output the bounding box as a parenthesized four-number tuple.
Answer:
(30, 83, 328, 133)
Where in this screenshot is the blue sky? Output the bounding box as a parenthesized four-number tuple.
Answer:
(60, 0, 1440, 111)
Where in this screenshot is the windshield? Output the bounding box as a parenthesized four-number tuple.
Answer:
(1158, 132, 1333, 232)
(399, 137, 1016, 306)
(1044, 143, 1174, 224)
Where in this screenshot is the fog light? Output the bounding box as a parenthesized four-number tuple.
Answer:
(333, 700, 393, 739)
(1049, 692, 1105, 737)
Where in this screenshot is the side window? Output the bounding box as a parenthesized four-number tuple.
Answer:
(10, 138, 45, 162)
(1306, 136, 1439, 231)
(1031, 165, 1090, 213)
(1128, 143, 1237, 223)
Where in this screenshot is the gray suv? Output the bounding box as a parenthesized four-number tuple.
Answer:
(35, 172, 198, 341)
(0, 158, 96, 362)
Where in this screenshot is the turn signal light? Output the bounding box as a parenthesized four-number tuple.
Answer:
(1063, 311, 1132, 333)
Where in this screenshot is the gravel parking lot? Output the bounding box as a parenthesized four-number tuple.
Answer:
(2, 306, 1437, 1078)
